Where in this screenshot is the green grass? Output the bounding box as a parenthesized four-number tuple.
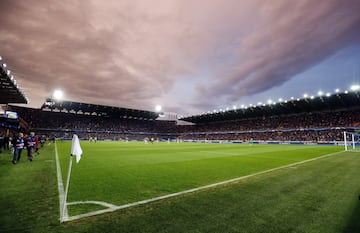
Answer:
(1, 141, 360, 232)
(58, 142, 342, 207)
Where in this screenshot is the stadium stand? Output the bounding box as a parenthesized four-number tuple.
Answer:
(0, 56, 29, 152)
(6, 91, 360, 144)
(0, 58, 28, 104)
(0, 56, 28, 130)
(179, 92, 360, 124)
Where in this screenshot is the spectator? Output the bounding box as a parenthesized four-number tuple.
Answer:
(12, 132, 25, 164)
(26, 132, 36, 161)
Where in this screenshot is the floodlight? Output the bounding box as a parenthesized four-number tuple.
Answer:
(345, 90, 349, 94)
(226, 107, 229, 111)
(267, 99, 272, 104)
(310, 96, 314, 99)
(0, 56, 2, 61)
(6, 70, 11, 75)
(233, 105, 236, 110)
(326, 92, 331, 97)
(303, 93, 308, 98)
(278, 98, 283, 102)
(335, 88, 340, 93)
(350, 85, 360, 91)
(10, 75, 14, 81)
(53, 89, 63, 100)
(317, 91, 323, 96)
(257, 102, 262, 105)
(155, 105, 162, 112)
(3, 63, 7, 68)
(241, 104, 245, 109)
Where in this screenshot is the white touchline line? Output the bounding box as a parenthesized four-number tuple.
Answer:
(63, 150, 344, 222)
(54, 141, 68, 222)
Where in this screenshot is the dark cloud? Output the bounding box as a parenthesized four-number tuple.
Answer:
(0, 0, 359, 112)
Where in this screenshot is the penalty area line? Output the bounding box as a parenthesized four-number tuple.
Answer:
(63, 150, 344, 222)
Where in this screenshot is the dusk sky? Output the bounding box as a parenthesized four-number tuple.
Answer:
(1, 0, 360, 115)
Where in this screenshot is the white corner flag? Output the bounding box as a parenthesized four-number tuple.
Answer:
(62, 134, 83, 222)
(71, 134, 83, 163)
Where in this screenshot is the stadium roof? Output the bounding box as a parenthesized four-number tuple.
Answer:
(41, 98, 160, 120)
(180, 92, 360, 124)
(0, 61, 28, 104)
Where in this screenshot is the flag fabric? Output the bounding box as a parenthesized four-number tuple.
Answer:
(71, 134, 83, 163)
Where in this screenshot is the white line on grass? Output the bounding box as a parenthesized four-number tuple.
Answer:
(54, 141, 68, 222)
(62, 150, 344, 222)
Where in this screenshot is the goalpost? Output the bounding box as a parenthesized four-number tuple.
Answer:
(343, 131, 360, 151)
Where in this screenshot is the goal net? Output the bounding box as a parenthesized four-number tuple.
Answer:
(343, 131, 360, 151)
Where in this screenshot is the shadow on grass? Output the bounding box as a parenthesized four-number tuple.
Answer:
(344, 195, 360, 233)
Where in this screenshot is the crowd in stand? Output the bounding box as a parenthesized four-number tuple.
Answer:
(178, 110, 360, 133)
(181, 129, 345, 142)
(12, 107, 177, 133)
(6, 105, 360, 142)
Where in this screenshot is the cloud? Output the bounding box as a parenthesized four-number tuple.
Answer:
(198, 0, 360, 102)
(0, 0, 359, 112)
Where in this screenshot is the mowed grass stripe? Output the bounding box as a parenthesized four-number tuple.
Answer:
(1, 143, 359, 232)
(56, 142, 342, 207)
(59, 150, 360, 233)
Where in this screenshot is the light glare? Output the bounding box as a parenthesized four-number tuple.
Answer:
(350, 85, 360, 91)
(53, 90, 63, 100)
(155, 105, 162, 112)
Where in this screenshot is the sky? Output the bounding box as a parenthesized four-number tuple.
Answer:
(1, 0, 360, 115)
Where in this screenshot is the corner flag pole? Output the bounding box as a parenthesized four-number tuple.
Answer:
(61, 134, 82, 222)
(61, 154, 73, 222)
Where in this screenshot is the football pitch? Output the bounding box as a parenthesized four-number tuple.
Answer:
(1, 141, 360, 232)
(57, 142, 344, 218)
